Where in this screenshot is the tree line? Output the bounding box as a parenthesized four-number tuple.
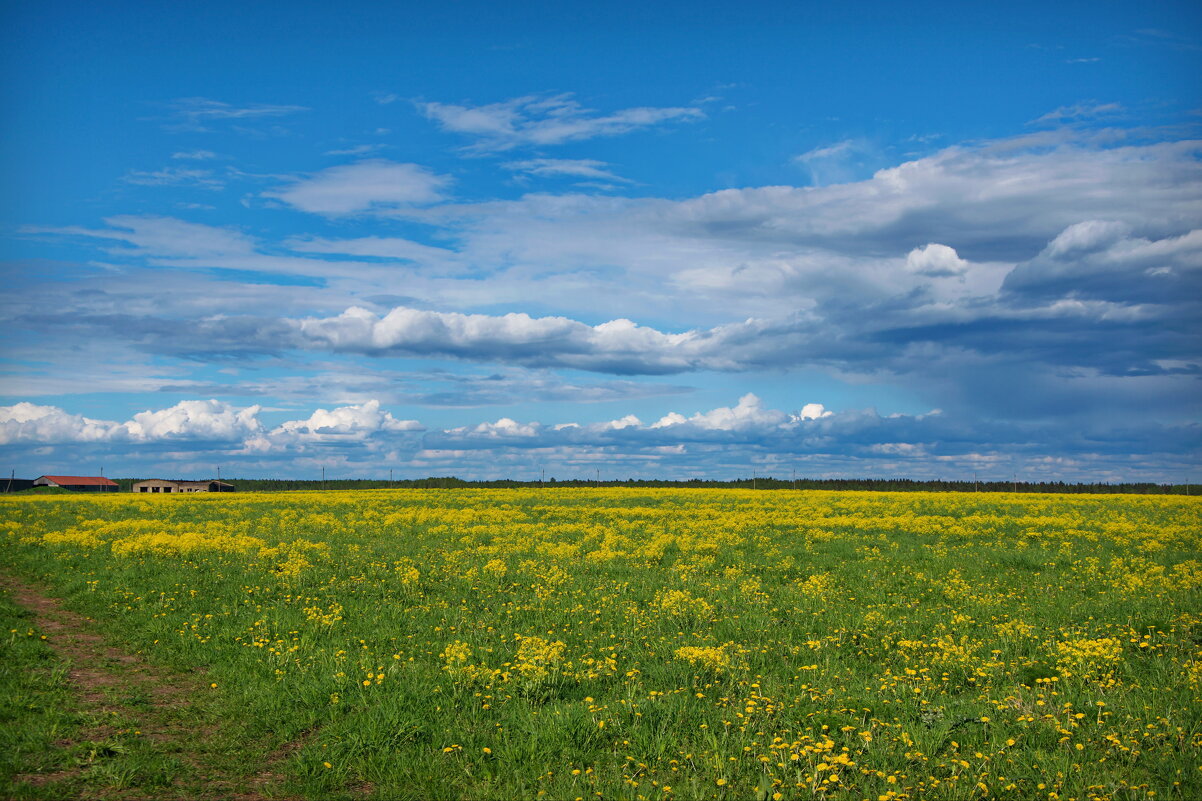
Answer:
(109, 476, 1195, 495)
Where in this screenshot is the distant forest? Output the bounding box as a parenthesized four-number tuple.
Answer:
(108, 476, 1197, 495)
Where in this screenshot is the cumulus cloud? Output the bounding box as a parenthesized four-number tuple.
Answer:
(1003, 223, 1202, 307)
(905, 243, 969, 277)
(265, 160, 449, 214)
(652, 393, 786, 430)
(0, 402, 126, 444)
(1043, 220, 1132, 258)
(798, 403, 834, 420)
(605, 414, 642, 430)
(431, 395, 844, 450)
(274, 400, 421, 437)
(0, 399, 417, 454)
(0, 400, 260, 445)
(419, 94, 703, 151)
(17, 131, 1202, 439)
(245, 400, 422, 452)
(444, 417, 541, 440)
(287, 305, 770, 374)
(125, 400, 263, 441)
(3, 396, 1197, 482)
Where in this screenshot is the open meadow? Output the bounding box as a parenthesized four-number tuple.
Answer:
(1, 488, 1200, 801)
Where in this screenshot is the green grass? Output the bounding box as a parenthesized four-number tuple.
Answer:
(2, 488, 1200, 800)
(0, 591, 85, 799)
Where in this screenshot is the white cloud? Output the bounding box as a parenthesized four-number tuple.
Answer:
(171, 150, 218, 160)
(1, 399, 421, 456)
(18, 132, 1202, 434)
(1004, 222, 1202, 304)
(265, 160, 449, 214)
(4, 396, 1196, 483)
(605, 414, 642, 430)
(274, 400, 421, 436)
(797, 403, 833, 420)
(55, 215, 258, 258)
(655, 393, 787, 431)
(324, 144, 390, 156)
(791, 139, 878, 185)
(1032, 102, 1124, 125)
(285, 235, 461, 265)
(445, 417, 541, 439)
(428, 394, 842, 450)
(0, 400, 261, 445)
(502, 158, 630, 182)
(0, 402, 125, 444)
(288, 305, 746, 373)
(419, 94, 703, 151)
(905, 243, 969, 277)
(166, 97, 308, 131)
(1044, 220, 1131, 258)
(122, 167, 224, 190)
(794, 140, 857, 162)
(125, 400, 262, 441)
(245, 400, 423, 452)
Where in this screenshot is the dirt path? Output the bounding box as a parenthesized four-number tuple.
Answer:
(1, 574, 294, 800)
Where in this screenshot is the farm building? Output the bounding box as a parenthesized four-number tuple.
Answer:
(33, 475, 119, 492)
(131, 479, 235, 494)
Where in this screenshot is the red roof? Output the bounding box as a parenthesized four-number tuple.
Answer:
(38, 475, 119, 487)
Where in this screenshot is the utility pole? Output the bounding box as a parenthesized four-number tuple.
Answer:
(792, 468, 797, 491)
(5, 470, 12, 494)
(322, 466, 325, 491)
(974, 472, 978, 492)
(595, 468, 600, 487)
(540, 468, 544, 488)
(389, 468, 393, 489)
(752, 470, 757, 491)
(1013, 472, 1017, 493)
(217, 466, 221, 482)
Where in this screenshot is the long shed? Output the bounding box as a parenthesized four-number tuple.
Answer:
(33, 475, 119, 492)
(131, 479, 235, 494)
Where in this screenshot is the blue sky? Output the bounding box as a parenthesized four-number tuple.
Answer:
(2, 0, 1200, 481)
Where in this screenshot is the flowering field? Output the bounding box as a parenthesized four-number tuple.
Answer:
(2, 489, 1200, 801)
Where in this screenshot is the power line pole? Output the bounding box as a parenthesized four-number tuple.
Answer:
(540, 468, 544, 488)
(322, 466, 325, 491)
(389, 468, 393, 489)
(792, 468, 797, 490)
(974, 472, 978, 492)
